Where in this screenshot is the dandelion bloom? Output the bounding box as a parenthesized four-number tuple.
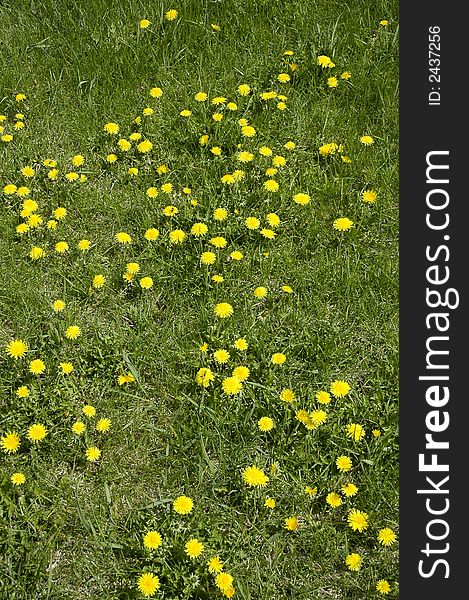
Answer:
(137, 573, 160, 597)
(213, 349, 230, 364)
(348, 509, 369, 532)
(316, 390, 331, 404)
(137, 139, 153, 153)
(258, 417, 274, 431)
(333, 217, 354, 231)
(29, 359, 46, 375)
(169, 230, 186, 244)
(173, 495, 193, 514)
(305, 486, 318, 496)
(1, 431, 20, 453)
(278, 73, 290, 83)
(285, 517, 299, 531)
(27, 423, 47, 442)
(144, 530, 162, 550)
(264, 179, 279, 192)
(185, 538, 204, 558)
(191, 222, 208, 237)
(232, 366, 249, 381)
(342, 483, 358, 497)
(145, 228, 159, 241)
(265, 497, 276, 508)
(72, 421, 86, 435)
(195, 91, 207, 101)
(376, 580, 391, 595)
(65, 325, 80, 340)
(234, 338, 248, 350)
(30, 246, 45, 260)
(222, 377, 243, 395)
(83, 404, 96, 418)
(195, 367, 215, 388)
(104, 122, 119, 134)
(271, 352, 286, 365)
(254, 286, 267, 299)
(214, 302, 233, 318)
(242, 465, 269, 487)
(139, 19, 151, 28)
(96, 418, 111, 432)
(208, 556, 224, 574)
(317, 55, 333, 67)
(245, 216, 260, 230)
(346, 423, 366, 442)
(326, 492, 342, 508)
(345, 553, 361, 571)
(260, 228, 276, 239)
(86, 446, 101, 462)
(16, 385, 30, 398)
(336, 456, 353, 472)
(216, 572, 234, 592)
(78, 239, 91, 251)
(362, 189, 378, 203)
(266, 213, 280, 228)
(360, 135, 374, 145)
(377, 528, 397, 546)
(150, 86, 163, 98)
(165, 9, 178, 20)
(327, 77, 338, 88)
(11, 472, 26, 485)
(330, 380, 351, 397)
(5, 339, 28, 359)
(280, 388, 295, 403)
(139, 277, 154, 289)
(293, 193, 310, 205)
(180, 109, 191, 117)
(201, 252, 216, 265)
(241, 125, 256, 137)
(115, 232, 132, 244)
(59, 362, 74, 374)
(379, 19, 390, 27)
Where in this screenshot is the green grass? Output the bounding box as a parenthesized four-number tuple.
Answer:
(0, 1, 399, 598)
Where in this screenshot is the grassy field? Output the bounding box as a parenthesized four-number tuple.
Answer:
(0, 1, 399, 598)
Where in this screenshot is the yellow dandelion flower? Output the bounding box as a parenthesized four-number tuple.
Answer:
(258, 417, 274, 432)
(208, 556, 224, 574)
(346, 423, 366, 442)
(165, 9, 178, 21)
(222, 376, 243, 395)
(242, 465, 269, 487)
(85, 446, 101, 462)
(72, 421, 86, 435)
(336, 456, 353, 472)
(342, 483, 358, 497)
(139, 277, 154, 289)
(137, 573, 160, 597)
(345, 553, 361, 571)
(348, 508, 369, 532)
(285, 517, 299, 531)
(65, 325, 80, 340)
(173, 495, 193, 514)
(1, 431, 21, 454)
(185, 538, 204, 558)
(330, 380, 350, 397)
(27, 423, 47, 442)
(326, 492, 342, 508)
(5, 339, 28, 360)
(29, 358, 46, 375)
(11, 472, 26, 485)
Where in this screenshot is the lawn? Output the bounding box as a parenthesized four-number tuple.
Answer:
(0, 1, 399, 598)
